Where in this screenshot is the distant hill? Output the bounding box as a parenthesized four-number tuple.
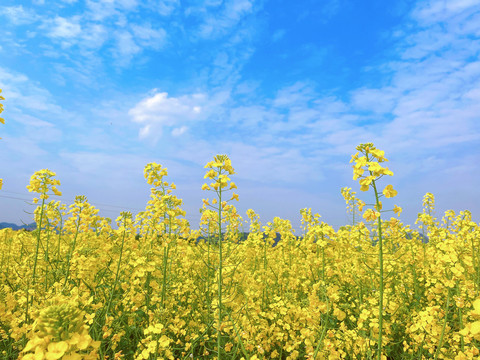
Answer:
(0, 222, 36, 231)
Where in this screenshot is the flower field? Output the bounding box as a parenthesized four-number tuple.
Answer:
(1, 144, 480, 360)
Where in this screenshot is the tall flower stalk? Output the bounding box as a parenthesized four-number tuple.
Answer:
(350, 143, 400, 360)
(202, 154, 238, 360)
(26, 169, 62, 314)
(137, 162, 188, 312)
(105, 211, 133, 317)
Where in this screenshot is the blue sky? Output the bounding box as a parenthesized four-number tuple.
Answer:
(1, 0, 479, 232)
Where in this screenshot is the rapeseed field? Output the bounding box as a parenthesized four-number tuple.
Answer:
(1, 90, 479, 359)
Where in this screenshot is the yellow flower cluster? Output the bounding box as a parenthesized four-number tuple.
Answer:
(350, 143, 394, 191)
(0, 88, 5, 128)
(202, 154, 238, 200)
(0, 145, 478, 360)
(20, 300, 99, 360)
(27, 169, 62, 201)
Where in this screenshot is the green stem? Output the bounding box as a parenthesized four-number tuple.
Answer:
(217, 183, 223, 360)
(63, 212, 82, 288)
(105, 225, 127, 316)
(457, 285, 464, 352)
(32, 198, 46, 287)
(30, 197, 46, 313)
(434, 289, 450, 360)
(471, 237, 478, 293)
(44, 223, 51, 292)
(371, 180, 384, 360)
(161, 217, 171, 309)
(313, 299, 330, 359)
(262, 236, 268, 310)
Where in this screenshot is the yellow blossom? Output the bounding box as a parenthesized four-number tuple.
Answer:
(383, 184, 397, 198)
(393, 205, 402, 216)
(363, 209, 380, 222)
(46, 341, 68, 360)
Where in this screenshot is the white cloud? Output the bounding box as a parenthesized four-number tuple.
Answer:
(172, 126, 188, 136)
(80, 23, 109, 49)
(413, 0, 480, 23)
(273, 82, 317, 108)
(0, 5, 39, 25)
(0, 66, 63, 115)
(196, 0, 256, 39)
(115, 30, 141, 58)
(139, 124, 152, 138)
(129, 91, 207, 125)
(154, 0, 179, 16)
(130, 23, 167, 49)
(344, 0, 480, 156)
(351, 88, 397, 114)
(45, 16, 82, 39)
(86, 0, 138, 21)
(85, 0, 118, 21)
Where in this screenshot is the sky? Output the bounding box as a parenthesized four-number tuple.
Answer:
(0, 0, 479, 232)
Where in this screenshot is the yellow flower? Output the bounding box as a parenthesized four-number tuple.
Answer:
(231, 193, 239, 201)
(367, 161, 382, 174)
(393, 205, 402, 216)
(46, 341, 68, 360)
(360, 184, 369, 192)
(0, 89, 4, 126)
(471, 321, 480, 335)
(349, 152, 359, 163)
(22, 336, 45, 354)
(382, 167, 393, 176)
(333, 308, 346, 321)
(359, 176, 375, 189)
(358, 200, 365, 211)
(383, 184, 397, 198)
(158, 335, 170, 347)
(353, 167, 365, 180)
(389, 217, 399, 227)
(370, 148, 387, 162)
(363, 209, 380, 222)
(68, 332, 91, 350)
(204, 169, 217, 179)
(63, 353, 82, 360)
(472, 299, 480, 317)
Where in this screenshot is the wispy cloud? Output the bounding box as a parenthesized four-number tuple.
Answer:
(0, 5, 39, 25)
(187, 0, 257, 39)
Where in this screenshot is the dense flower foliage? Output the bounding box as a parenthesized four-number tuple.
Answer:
(0, 146, 479, 359)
